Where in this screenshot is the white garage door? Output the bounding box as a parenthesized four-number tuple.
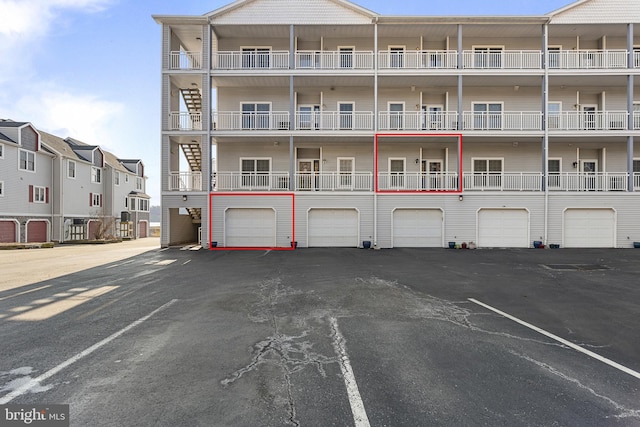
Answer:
(564, 208, 615, 248)
(393, 209, 443, 247)
(308, 209, 358, 247)
(225, 208, 276, 247)
(478, 209, 529, 248)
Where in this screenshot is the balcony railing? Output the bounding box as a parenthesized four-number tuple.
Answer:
(294, 51, 374, 70)
(547, 172, 628, 191)
(548, 50, 628, 69)
(212, 51, 289, 70)
(170, 112, 202, 131)
(378, 51, 458, 69)
(168, 172, 202, 191)
(213, 112, 291, 131)
(462, 51, 542, 69)
(170, 51, 202, 70)
(295, 172, 372, 191)
(635, 51, 640, 68)
(462, 173, 543, 191)
(214, 172, 290, 191)
(548, 111, 628, 131)
(634, 173, 640, 190)
(293, 111, 374, 131)
(378, 173, 460, 191)
(462, 112, 542, 131)
(378, 112, 459, 131)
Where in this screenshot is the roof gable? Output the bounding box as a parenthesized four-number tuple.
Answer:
(208, 0, 376, 25)
(549, 0, 640, 24)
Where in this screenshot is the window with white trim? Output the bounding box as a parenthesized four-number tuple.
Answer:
(633, 159, 640, 173)
(91, 167, 101, 183)
(0, 181, 4, 197)
(19, 149, 35, 171)
(241, 158, 271, 187)
(68, 160, 76, 178)
(114, 171, 120, 186)
(34, 186, 45, 203)
(473, 103, 503, 130)
(0, 143, 4, 159)
(548, 102, 562, 130)
(472, 158, 503, 188)
(91, 193, 102, 207)
(136, 177, 143, 190)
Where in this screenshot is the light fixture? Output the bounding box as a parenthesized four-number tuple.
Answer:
(196, 37, 202, 41)
(182, 195, 188, 201)
(411, 86, 416, 92)
(572, 161, 578, 168)
(415, 158, 420, 164)
(513, 141, 519, 147)
(514, 85, 520, 91)
(459, 194, 464, 201)
(274, 141, 279, 146)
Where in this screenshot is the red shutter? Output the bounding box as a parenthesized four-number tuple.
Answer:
(29, 185, 33, 203)
(45, 187, 49, 204)
(90, 193, 93, 206)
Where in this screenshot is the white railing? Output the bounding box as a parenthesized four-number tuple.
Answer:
(547, 173, 628, 191)
(463, 173, 543, 191)
(294, 51, 374, 70)
(378, 51, 458, 69)
(170, 51, 202, 70)
(634, 173, 640, 190)
(214, 172, 290, 191)
(634, 112, 640, 130)
(170, 112, 202, 131)
(295, 172, 372, 191)
(462, 50, 542, 69)
(213, 112, 291, 131)
(293, 111, 374, 131)
(212, 51, 289, 70)
(378, 111, 459, 131)
(548, 50, 628, 69)
(378, 173, 460, 191)
(168, 172, 202, 191)
(547, 111, 628, 131)
(462, 112, 542, 131)
(635, 51, 640, 68)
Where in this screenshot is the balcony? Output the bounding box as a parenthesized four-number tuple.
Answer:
(378, 112, 458, 131)
(214, 172, 290, 191)
(295, 51, 375, 70)
(634, 173, 640, 190)
(378, 51, 458, 70)
(462, 173, 543, 191)
(212, 51, 289, 70)
(548, 111, 628, 131)
(378, 173, 460, 191)
(548, 50, 628, 69)
(462, 112, 542, 131)
(213, 112, 291, 131)
(170, 51, 202, 70)
(295, 172, 372, 191)
(293, 111, 373, 131)
(169, 112, 202, 131)
(547, 172, 628, 191)
(462, 51, 542, 69)
(168, 172, 202, 191)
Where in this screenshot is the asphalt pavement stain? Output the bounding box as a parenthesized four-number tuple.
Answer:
(0, 367, 53, 395)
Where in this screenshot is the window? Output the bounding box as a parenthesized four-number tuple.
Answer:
(91, 167, 101, 183)
(19, 149, 35, 171)
(0, 181, 3, 197)
(241, 158, 271, 188)
(548, 102, 562, 129)
(474, 47, 503, 68)
(548, 158, 562, 189)
(68, 160, 76, 178)
(635, 47, 640, 68)
(125, 174, 129, 183)
(338, 102, 354, 130)
(139, 199, 149, 212)
(241, 103, 271, 130)
(34, 186, 45, 203)
(473, 158, 503, 188)
(338, 158, 354, 188)
(389, 158, 405, 188)
(473, 103, 502, 130)
(125, 197, 128, 208)
(136, 177, 143, 191)
(114, 171, 120, 185)
(548, 47, 561, 69)
(388, 103, 404, 130)
(633, 159, 640, 173)
(129, 197, 135, 210)
(389, 46, 405, 68)
(0, 143, 4, 159)
(339, 47, 354, 68)
(634, 103, 640, 130)
(242, 47, 271, 69)
(91, 193, 102, 207)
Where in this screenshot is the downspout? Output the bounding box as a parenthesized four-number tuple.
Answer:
(290, 24, 295, 191)
(543, 23, 550, 245)
(51, 153, 56, 243)
(628, 23, 635, 192)
(373, 17, 378, 248)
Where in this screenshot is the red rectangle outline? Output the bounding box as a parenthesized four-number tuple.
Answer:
(375, 133, 463, 194)
(209, 192, 296, 251)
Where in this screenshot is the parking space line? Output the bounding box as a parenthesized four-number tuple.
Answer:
(0, 299, 179, 404)
(329, 317, 371, 427)
(468, 298, 640, 380)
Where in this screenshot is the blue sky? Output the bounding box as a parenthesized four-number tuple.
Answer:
(0, 0, 571, 204)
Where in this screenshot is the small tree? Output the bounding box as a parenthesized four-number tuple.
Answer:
(89, 208, 116, 240)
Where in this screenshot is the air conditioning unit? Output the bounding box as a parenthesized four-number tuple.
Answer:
(121, 211, 131, 222)
(73, 218, 84, 225)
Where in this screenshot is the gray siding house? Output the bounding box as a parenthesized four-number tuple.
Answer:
(0, 120, 149, 243)
(155, 0, 640, 249)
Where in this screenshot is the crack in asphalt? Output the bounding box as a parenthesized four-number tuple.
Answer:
(509, 350, 640, 420)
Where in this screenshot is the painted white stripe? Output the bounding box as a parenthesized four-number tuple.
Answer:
(0, 299, 179, 404)
(329, 317, 371, 427)
(468, 298, 640, 380)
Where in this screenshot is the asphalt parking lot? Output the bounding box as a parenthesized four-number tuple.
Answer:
(1, 244, 639, 426)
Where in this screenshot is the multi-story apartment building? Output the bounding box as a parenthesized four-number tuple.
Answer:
(155, 0, 640, 249)
(0, 120, 149, 243)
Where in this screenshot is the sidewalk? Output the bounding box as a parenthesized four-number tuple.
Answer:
(0, 238, 160, 292)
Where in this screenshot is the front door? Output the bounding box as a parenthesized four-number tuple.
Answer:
(582, 106, 597, 130)
(581, 160, 597, 190)
(338, 158, 354, 189)
(389, 103, 404, 130)
(298, 159, 320, 190)
(421, 160, 443, 190)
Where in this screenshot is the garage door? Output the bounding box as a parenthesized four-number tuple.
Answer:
(138, 221, 147, 238)
(0, 220, 17, 243)
(393, 209, 443, 247)
(478, 209, 529, 248)
(308, 209, 358, 247)
(225, 208, 275, 247)
(564, 208, 615, 248)
(26, 221, 47, 243)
